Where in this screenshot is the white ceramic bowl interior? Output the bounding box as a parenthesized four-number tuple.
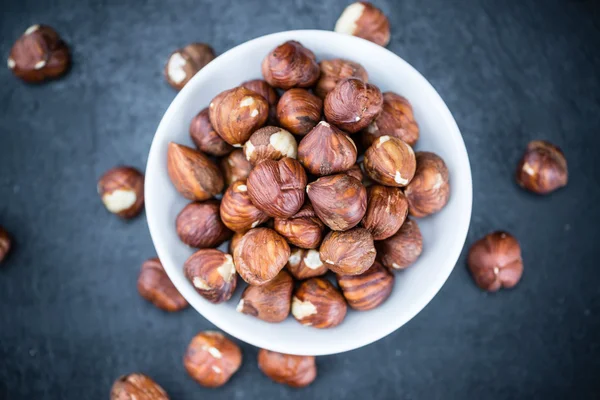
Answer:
(146, 30, 472, 356)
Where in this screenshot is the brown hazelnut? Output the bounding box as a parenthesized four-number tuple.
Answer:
(8, 24, 70, 83)
(405, 152, 450, 218)
(190, 108, 233, 156)
(243, 126, 297, 165)
(298, 121, 357, 176)
(337, 261, 394, 310)
(276, 89, 323, 136)
(377, 219, 423, 270)
(307, 174, 367, 231)
(261, 40, 320, 89)
(362, 185, 408, 240)
(364, 136, 416, 187)
(220, 149, 253, 186)
(345, 163, 364, 182)
(467, 231, 523, 292)
(184, 331, 242, 388)
(247, 158, 307, 218)
(236, 270, 293, 322)
(164, 43, 215, 90)
(137, 258, 188, 312)
(291, 277, 347, 328)
(362, 92, 419, 147)
(184, 249, 237, 304)
(241, 79, 280, 125)
(286, 248, 328, 280)
(515, 140, 568, 195)
(220, 180, 270, 232)
(314, 58, 368, 99)
(97, 166, 144, 219)
(334, 2, 390, 47)
(258, 349, 317, 387)
(110, 373, 168, 400)
(319, 228, 376, 275)
(167, 142, 224, 201)
(273, 203, 325, 249)
(324, 78, 383, 133)
(0, 227, 11, 264)
(176, 200, 232, 247)
(209, 87, 269, 146)
(229, 232, 245, 255)
(233, 228, 290, 286)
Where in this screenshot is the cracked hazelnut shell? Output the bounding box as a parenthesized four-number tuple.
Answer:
(233, 228, 290, 286)
(337, 261, 394, 310)
(0, 227, 11, 264)
(334, 2, 390, 47)
(165, 43, 215, 90)
(298, 121, 357, 176)
(98, 166, 145, 219)
(261, 40, 320, 89)
(324, 77, 383, 133)
(243, 126, 297, 165)
(286, 248, 328, 280)
(237, 270, 293, 322)
(364, 136, 416, 187)
(319, 228, 376, 275)
(176, 200, 232, 248)
(362, 185, 408, 240)
(137, 258, 188, 312)
(184, 331, 242, 388)
(220, 180, 270, 232)
(220, 149, 253, 186)
(515, 140, 568, 194)
(110, 373, 168, 400)
(276, 88, 323, 136)
(405, 151, 450, 217)
(241, 79, 280, 125)
(314, 58, 368, 99)
(362, 92, 419, 147)
(258, 349, 317, 388)
(291, 277, 347, 328)
(377, 219, 423, 270)
(190, 108, 233, 156)
(273, 203, 325, 249)
(184, 249, 237, 304)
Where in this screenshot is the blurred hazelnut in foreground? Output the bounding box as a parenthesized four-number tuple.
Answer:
(190, 108, 233, 156)
(516, 140, 568, 194)
(176, 201, 232, 248)
(298, 121, 357, 176)
(258, 349, 317, 387)
(334, 2, 390, 47)
(98, 166, 144, 219)
(362, 92, 419, 148)
(244, 126, 297, 165)
(241, 79, 280, 124)
(277, 88, 323, 135)
(261, 40, 320, 89)
(237, 270, 293, 322)
(286, 248, 328, 280)
(292, 277, 347, 328)
(233, 228, 290, 286)
(0, 227, 12, 264)
(337, 261, 394, 310)
(220, 149, 253, 186)
(324, 77, 383, 133)
(184, 331, 242, 388)
(165, 43, 215, 90)
(364, 136, 416, 187)
(377, 219, 423, 270)
(405, 152, 450, 218)
(137, 258, 188, 312)
(274, 203, 325, 249)
(220, 180, 270, 232)
(184, 249, 237, 304)
(320, 228, 376, 275)
(315, 58, 368, 99)
(110, 373, 169, 400)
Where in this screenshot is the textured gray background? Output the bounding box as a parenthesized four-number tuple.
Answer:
(1, 0, 600, 399)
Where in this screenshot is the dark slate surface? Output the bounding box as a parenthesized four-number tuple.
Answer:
(1, 0, 600, 399)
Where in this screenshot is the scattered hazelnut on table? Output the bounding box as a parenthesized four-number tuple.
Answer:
(467, 231, 523, 292)
(324, 77, 383, 133)
(292, 277, 347, 328)
(189, 108, 233, 156)
(229, 231, 245, 255)
(345, 163, 364, 182)
(176, 200, 232, 248)
(220, 180, 270, 232)
(184, 249, 237, 304)
(137, 258, 188, 312)
(314, 58, 368, 99)
(237, 270, 294, 322)
(276, 88, 323, 136)
(405, 151, 450, 217)
(286, 248, 328, 280)
(8, 24, 70, 83)
(362, 92, 419, 148)
(167, 142, 224, 201)
(319, 227, 376, 275)
(97, 166, 145, 219)
(233, 228, 290, 286)
(364, 136, 416, 187)
(515, 140, 568, 195)
(334, 2, 391, 47)
(377, 219, 423, 270)
(258, 349, 317, 387)
(337, 261, 394, 310)
(164, 43, 215, 91)
(184, 331, 242, 388)
(220, 149, 253, 186)
(243, 126, 297, 165)
(0, 227, 12, 264)
(273, 203, 325, 249)
(298, 121, 357, 176)
(362, 185, 408, 240)
(261, 40, 320, 89)
(110, 373, 169, 400)
(241, 79, 280, 125)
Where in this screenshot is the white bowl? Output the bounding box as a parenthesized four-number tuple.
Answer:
(146, 30, 472, 356)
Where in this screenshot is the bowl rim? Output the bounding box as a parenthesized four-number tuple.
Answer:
(146, 29, 473, 356)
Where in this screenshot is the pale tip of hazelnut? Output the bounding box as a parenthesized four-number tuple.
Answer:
(217, 255, 236, 282)
(288, 250, 302, 265)
(239, 96, 255, 107)
(324, 259, 335, 265)
(377, 135, 391, 147)
(167, 52, 187, 84)
(493, 266, 500, 275)
(25, 24, 40, 35)
(193, 277, 211, 290)
(394, 171, 408, 185)
(208, 346, 223, 359)
(7, 58, 15, 69)
(237, 184, 248, 192)
(236, 299, 244, 312)
(250, 109, 259, 118)
(251, 220, 260, 228)
(34, 60, 46, 70)
(334, 2, 366, 35)
(270, 130, 298, 159)
(102, 189, 137, 213)
(354, 115, 361, 122)
(391, 263, 401, 270)
(303, 250, 323, 270)
(212, 365, 222, 374)
(233, 143, 243, 148)
(244, 141, 255, 159)
(522, 162, 535, 176)
(209, 102, 215, 108)
(291, 296, 317, 320)
(319, 121, 330, 128)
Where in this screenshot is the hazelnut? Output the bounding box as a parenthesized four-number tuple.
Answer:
(167, 142, 224, 201)
(236, 270, 293, 322)
(273, 203, 325, 249)
(314, 58, 368, 99)
(190, 108, 233, 156)
(405, 152, 450, 217)
(233, 228, 290, 286)
(110, 373, 168, 400)
(241, 79, 280, 125)
(0, 227, 12, 264)
(377, 219, 423, 270)
(345, 163, 364, 182)
(261, 40, 320, 89)
(306, 174, 367, 231)
(209, 87, 269, 146)
(286, 248, 328, 280)
(164, 43, 215, 90)
(362, 185, 408, 240)
(247, 158, 307, 218)
(258, 349, 317, 387)
(220, 180, 270, 232)
(362, 92, 419, 147)
(229, 231, 245, 255)
(298, 121, 357, 176)
(291, 277, 347, 328)
(319, 228, 376, 275)
(184, 331, 242, 388)
(97, 166, 144, 219)
(324, 77, 383, 133)
(364, 136, 416, 187)
(220, 149, 253, 186)
(337, 261, 394, 310)
(137, 258, 188, 312)
(243, 126, 297, 165)
(467, 231, 523, 292)
(515, 140, 568, 194)
(176, 200, 232, 248)
(184, 249, 237, 304)
(8, 24, 70, 83)
(276, 89, 323, 136)
(334, 2, 390, 47)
